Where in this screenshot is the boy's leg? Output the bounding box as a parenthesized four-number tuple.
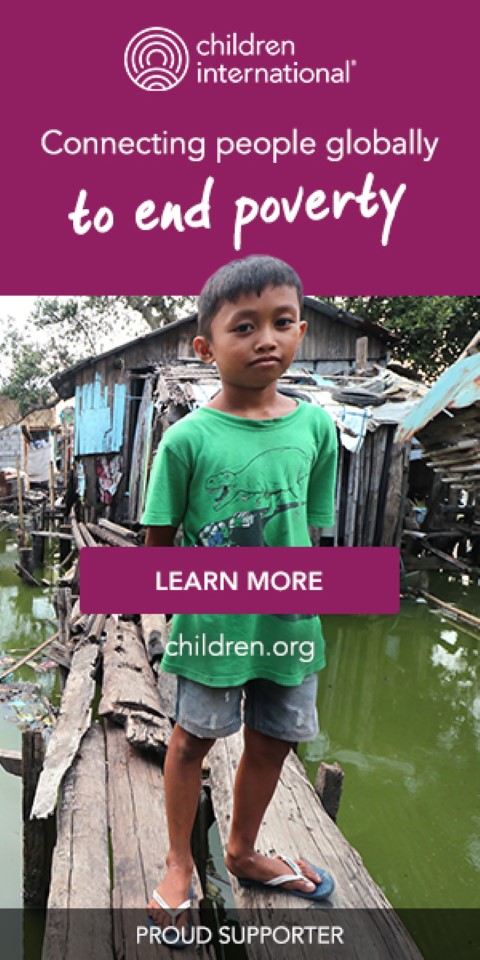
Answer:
(225, 725, 318, 893)
(226, 675, 320, 893)
(149, 678, 244, 922)
(148, 723, 214, 921)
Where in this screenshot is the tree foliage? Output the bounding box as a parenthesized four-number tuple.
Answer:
(0, 295, 195, 413)
(1, 331, 57, 415)
(318, 296, 480, 378)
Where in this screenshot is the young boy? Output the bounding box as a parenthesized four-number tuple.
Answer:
(143, 255, 338, 931)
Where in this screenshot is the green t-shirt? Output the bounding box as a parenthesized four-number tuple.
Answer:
(142, 400, 337, 687)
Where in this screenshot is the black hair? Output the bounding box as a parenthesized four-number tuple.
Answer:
(197, 255, 303, 338)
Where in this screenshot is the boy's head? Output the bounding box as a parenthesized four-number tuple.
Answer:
(194, 255, 306, 387)
(197, 255, 303, 340)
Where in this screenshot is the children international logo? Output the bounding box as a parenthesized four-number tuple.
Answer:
(124, 27, 190, 92)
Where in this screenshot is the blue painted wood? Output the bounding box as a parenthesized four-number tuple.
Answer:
(396, 353, 480, 442)
(112, 385, 127, 451)
(74, 376, 127, 455)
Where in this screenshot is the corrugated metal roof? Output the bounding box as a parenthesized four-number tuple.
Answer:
(395, 353, 480, 442)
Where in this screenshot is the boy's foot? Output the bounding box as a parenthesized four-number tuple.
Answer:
(225, 851, 319, 894)
(147, 863, 193, 928)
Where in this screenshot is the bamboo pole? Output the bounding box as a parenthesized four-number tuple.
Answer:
(420, 590, 480, 633)
(0, 632, 59, 683)
(0, 612, 82, 682)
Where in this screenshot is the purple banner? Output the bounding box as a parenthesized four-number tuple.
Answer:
(80, 547, 399, 615)
(2, 0, 477, 293)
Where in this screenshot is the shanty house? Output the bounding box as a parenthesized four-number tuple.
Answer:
(52, 300, 411, 542)
(0, 396, 58, 487)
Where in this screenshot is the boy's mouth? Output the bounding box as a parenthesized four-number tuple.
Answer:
(249, 356, 281, 366)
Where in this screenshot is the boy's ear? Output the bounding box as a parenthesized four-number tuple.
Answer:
(193, 335, 215, 364)
(298, 319, 307, 343)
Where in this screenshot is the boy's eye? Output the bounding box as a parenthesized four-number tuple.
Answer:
(276, 316, 295, 327)
(233, 322, 254, 333)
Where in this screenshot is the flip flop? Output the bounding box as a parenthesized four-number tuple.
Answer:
(147, 887, 194, 950)
(236, 854, 335, 902)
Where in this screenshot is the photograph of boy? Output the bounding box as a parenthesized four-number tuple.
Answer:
(143, 255, 338, 936)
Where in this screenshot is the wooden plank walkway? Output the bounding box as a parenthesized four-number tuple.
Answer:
(209, 736, 421, 958)
(42, 724, 112, 960)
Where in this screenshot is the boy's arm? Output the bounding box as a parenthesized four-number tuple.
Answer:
(145, 526, 177, 547)
(307, 414, 338, 528)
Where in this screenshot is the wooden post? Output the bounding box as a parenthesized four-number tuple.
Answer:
(18, 546, 33, 578)
(315, 761, 344, 822)
(192, 787, 214, 894)
(31, 532, 45, 570)
(355, 336, 369, 374)
(23, 729, 53, 907)
(48, 460, 55, 533)
(59, 524, 71, 564)
(16, 456, 24, 537)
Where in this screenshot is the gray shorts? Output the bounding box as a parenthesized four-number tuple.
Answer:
(175, 673, 318, 742)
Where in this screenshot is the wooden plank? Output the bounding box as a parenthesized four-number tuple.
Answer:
(422, 542, 475, 574)
(382, 441, 404, 546)
(78, 521, 98, 547)
(156, 669, 178, 720)
(333, 442, 344, 546)
(344, 449, 360, 546)
(15, 561, 41, 587)
(71, 514, 87, 551)
(208, 734, 421, 959)
(395, 443, 412, 547)
(86, 522, 137, 548)
(50, 726, 109, 898)
(99, 619, 166, 722)
(98, 517, 140, 541)
(125, 711, 172, 755)
(48, 639, 73, 670)
(29, 530, 74, 541)
(42, 724, 113, 960)
(355, 439, 367, 546)
(87, 613, 107, 642)
(31, 640, 100, 820)
(374, 429, 392, 542)
(105, 721, 207, 960)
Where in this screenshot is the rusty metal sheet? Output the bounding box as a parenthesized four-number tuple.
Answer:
(395, 353, 480, 442)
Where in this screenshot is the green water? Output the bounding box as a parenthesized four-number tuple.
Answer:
(1, 528, 479, 951)
(0, 528, 60, 911)
(303, 577, 480, 913)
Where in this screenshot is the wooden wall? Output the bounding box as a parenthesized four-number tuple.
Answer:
(298, 305, 389, 370)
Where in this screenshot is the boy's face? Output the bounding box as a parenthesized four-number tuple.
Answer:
(194, 285, 306, 388)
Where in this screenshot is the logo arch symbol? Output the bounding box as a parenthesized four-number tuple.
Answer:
(124, 27, 189, 92)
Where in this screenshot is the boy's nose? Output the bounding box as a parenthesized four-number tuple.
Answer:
(254, 330, 277, 352)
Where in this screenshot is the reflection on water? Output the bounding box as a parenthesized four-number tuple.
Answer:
(302, 577, 480, 913)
